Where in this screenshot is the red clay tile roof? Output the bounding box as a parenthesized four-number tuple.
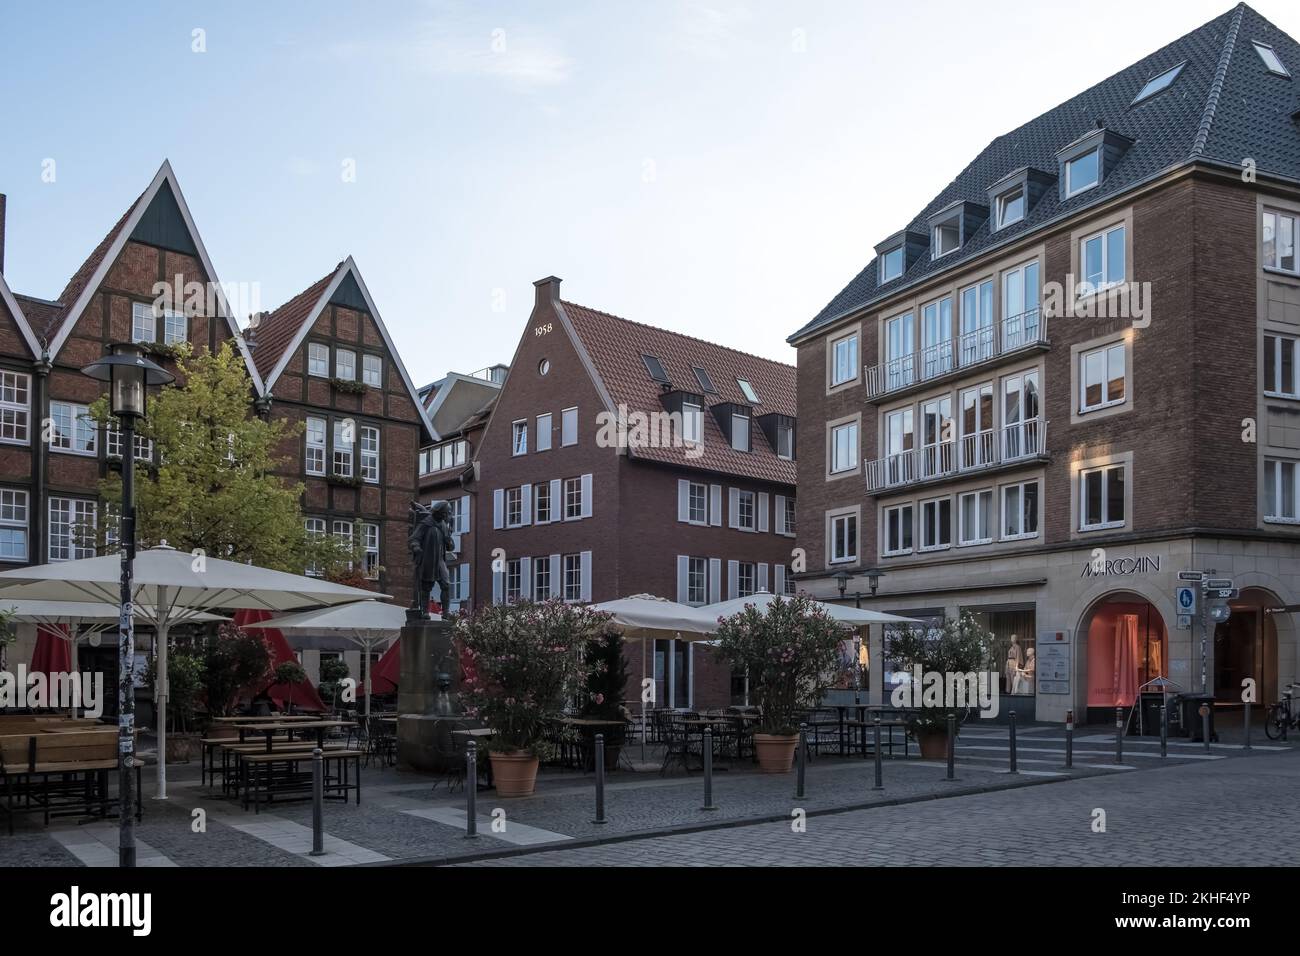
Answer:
(561, 300, 796, 486)
(249, 264, 342, 380)
(13, 295, 63, 344)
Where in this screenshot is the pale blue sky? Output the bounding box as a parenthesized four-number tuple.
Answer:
(1, 0, 1295, 385)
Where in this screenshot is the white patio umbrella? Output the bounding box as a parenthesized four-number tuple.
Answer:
(243, 601, 405, 719)
(0, 545, 384, 798)
(589, 594, 718, 764)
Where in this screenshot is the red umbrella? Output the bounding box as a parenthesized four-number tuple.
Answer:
(29, 624, 73, 676)
(369, 638, 399, 695)
(233, 609, 326, 713)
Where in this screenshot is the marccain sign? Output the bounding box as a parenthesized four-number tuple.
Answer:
(1081, 555, 1161, 577)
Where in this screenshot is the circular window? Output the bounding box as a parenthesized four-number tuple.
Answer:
(538, 358, 551, 376)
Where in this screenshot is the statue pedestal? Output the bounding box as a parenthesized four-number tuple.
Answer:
(396, 617, 469, 772)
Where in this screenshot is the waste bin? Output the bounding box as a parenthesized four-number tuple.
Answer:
(1136, 693, 1167, 736)
(1176, 693, 1217, 742)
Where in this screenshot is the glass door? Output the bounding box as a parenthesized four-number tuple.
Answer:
(1002, 262, 1041, 351)
(886, 314, 915, 390)
(921, 396, 953, 478)
(960, 280, 994, 366)
(1001, 370, 1040, 460)
(921, 297, 954, 380)
(959, 383, 994, 469)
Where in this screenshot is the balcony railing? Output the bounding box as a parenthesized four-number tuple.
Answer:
(865, 418, 1047, 493)
(865, 309, 1045, 399)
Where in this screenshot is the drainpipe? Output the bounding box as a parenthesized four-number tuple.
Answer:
(32, 347, 51, 565)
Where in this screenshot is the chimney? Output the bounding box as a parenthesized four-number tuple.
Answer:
(0, 194, 7, 274)
(533, 275, 562, 308)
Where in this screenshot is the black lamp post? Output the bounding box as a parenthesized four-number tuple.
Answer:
(81, 343, 173, 868)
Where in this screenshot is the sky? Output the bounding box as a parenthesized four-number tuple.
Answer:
(2, 0, 1297, 387)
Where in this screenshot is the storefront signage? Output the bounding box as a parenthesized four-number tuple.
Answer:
(1036, 631, 1070, 695)
(1080, 555, 1161, 577)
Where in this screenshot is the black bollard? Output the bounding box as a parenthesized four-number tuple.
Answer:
(1115, 707, 1124, 765)
(1008, 711, 1018, 774)
(465, 740, 478, 839)
(872, 718, 884, 791)
(1065, 710, 1074, 770)
(1201, 704, 1212, 754)
(1160, 704, 1168, 758)
(945, 712, 957, 781)
(702, 727, 717, 811)
(796, 722, 807, 799)
(593, 733, 607, 824)
(1243, 699, 1252, 752)
(310, 748, 325, 856)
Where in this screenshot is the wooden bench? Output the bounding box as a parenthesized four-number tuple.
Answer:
(211, 740, 349, 795)
(0, 730, 142, 834)
(240, 749, 362, 813)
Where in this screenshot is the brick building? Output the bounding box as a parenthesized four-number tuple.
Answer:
(475, 277, 798, 708)
(788, 4, 1300, 723)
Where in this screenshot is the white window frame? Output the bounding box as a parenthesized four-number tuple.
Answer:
(682, 401, 702, 446)
(1264, 458, 1300, 523)
(106, 420, 153, 461)
(1078, 223, 1126, 295)
(931, 214, 961, 259)
(1265, 334, 1299, 398)
(830, 421, 858, 474)
(1263, 209, 1298, 275)
(736, 562, 757, 598)
(512, 420, 528, 456)
(360, 426, 380, 483)
(737, 379, 760, 404)
(362, 354, 383, 387)
(736, 490, 756, 531)
(879, 246, 904, 283)
(306, 417, 326, 476)
(162, 310, 187, 345)
(49, 402, 96, 456)
(533, 556, 551, 598)
(564, 477, 583, 520)
(0, 370, 31, 446)
(131, 301, 156, 344)
(505, 558, 523, 604)
(919, 496, 951, 552)
(1079, 463, 1126, 531)
(534, 481, 552, 524)
(731, 414, 750, 452)
(1079, 341, 1126, 413)
(1253, 41, 1290, 77)
(308, 342, 330, 377)
(506, 487, 524, 528)
(1065, 147, 1101, 198)
(363, 522, 380, 579)
(882, 503, 914, 556)
(957, 489, 993, 546)
(831, 333, 858, 387)
(995, 186, 1025, 230)
(563, 554, 583, 602)
(0, 488, 29, 562)
(561, 407, 578, 446)
(829, 512, 857, 565)
(688, 482, 708, 525)
(332, 421, 353, 477)
(687, 557, 707, 606)
(48, 497, 97, 561)
(335, 348, 356, 381)
(1001, 480, 1040, 541)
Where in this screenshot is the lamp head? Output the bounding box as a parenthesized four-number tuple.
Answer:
(80, 342, 175, 419)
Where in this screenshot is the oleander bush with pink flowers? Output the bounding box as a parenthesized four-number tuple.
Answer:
(715, 595, 849, 736)
(457, 599, 610, 757)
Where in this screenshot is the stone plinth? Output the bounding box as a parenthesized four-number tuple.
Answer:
(396, 617, 467, 772)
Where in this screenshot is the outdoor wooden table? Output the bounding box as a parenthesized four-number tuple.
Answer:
(832, 704, 870, 756)
(237, 720, 355, 753)
(211, 715, 320, 724)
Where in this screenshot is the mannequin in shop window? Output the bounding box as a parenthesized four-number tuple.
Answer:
(1004, 635, 1023, 694)
(1013, 647, 1036, 695)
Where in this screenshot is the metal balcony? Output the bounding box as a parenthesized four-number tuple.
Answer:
(864, 309, 1046, 401)
(864, 418, 1048, 494)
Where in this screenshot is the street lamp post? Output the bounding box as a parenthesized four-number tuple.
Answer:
(81, 343, 174, 868)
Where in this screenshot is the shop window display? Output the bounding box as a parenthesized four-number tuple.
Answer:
(966, 607, 1036, 696)
(1085, 599, 1166, 708)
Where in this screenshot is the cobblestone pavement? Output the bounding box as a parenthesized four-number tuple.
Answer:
(465, 748, 1300, 867)
(3, 727, 1293, 867)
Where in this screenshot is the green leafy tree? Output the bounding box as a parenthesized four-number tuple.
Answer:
(201, 623, 275, 717)
(91, 341, 357, 576)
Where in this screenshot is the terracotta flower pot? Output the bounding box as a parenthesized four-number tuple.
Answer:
(489, 751, 540, 797)
(916, 729, 950, 760)
(753, 733, 799, 773)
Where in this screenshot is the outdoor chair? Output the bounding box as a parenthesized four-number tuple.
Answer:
(363, 716, 396, 768)
(658, 717, 694, 776)
(430, 721, 469, 795)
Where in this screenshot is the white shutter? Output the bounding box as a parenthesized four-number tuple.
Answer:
(728, 488, 740, 529)
(549, 553, 562, 598)
(758, 563, 769, 592)
(492, 489, 504, 530)
(536, 414, 552, 452)
(520, 557, 533, 600)
(520, 484, 532, 526)
(580, 473, 593, 518)
(459, 495, 470, 534)
(758, 492, 770, 533)
(727, 560, 740, 599)
(580, 550, 593, 602)
(709, 485, 722, 527)
(774, 564, 786, 594)
(775, 495, 787, 535)
(676, 555, 690, 603)
(451, 533, 462, 555)
(549, 479, 562, 522)
(677, 479, 690, 523)
(492, 568, 503, 605)
(708, 558, 722, 603)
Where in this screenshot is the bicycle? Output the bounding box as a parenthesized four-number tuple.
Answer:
(1264, 683, 1300, 741)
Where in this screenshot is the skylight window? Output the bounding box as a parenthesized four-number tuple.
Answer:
(736, 379, 760, 404)
(1253, 42, 1291, 77)
(692, 366, 717, 393)
(642, 354, 670, 385)
(1131, 62, 1184, 104)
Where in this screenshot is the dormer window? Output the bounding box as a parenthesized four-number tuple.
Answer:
(1253, 42, 1290, 77)
(1065, 148, 1101, 197)
(880, 246, 904, 283)
(1131, 62, 1184, 105)
(926, 201, 987, 260)
(995, 187, 1025, 229)
(731, 414, 750, 452)
(932, 214, 961, 258)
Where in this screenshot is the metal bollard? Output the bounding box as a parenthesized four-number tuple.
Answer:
(945, 712, 956, 781)
(702, 727, 717, 810)
(1008, 711, 1018, 774)
(872, 718, 884, 791)
(593, 733, 607, 824)
(795, 722, 807, 799)
(1115, 707, 1124, 765)
(1243, 699, 1251, 752)
(1201, 704, 1212, 754)
(309, 748, 325, 856)
(1064, 710, 1074, 770)
(465, 740, 478, 839)
(1160, 705, 1168, 758)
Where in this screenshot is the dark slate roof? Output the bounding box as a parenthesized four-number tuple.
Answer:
(790, 3, 1300, 342)
(563, 300, 797, 485)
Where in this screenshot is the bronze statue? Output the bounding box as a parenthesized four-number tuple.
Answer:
(408, 500, 455, 620)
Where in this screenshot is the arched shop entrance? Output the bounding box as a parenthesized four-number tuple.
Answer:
(1215, 588, 1281, 707)
(1080, 593, 1168, 724)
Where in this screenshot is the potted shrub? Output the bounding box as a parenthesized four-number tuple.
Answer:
(580, 630, 630, 770)
(318, 656, 350, 711)
(887, 612, 994, 758)
(715, 595, 847, 773)
(458, 599, 606, 796)
(275, 661, 309, 714)
(200, 624, 274, 736)
(152, 650, 204, 762)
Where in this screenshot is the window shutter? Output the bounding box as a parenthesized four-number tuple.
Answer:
(492, 568, 503, 605)
(774, 564, 786, 594)
(677, 480, 690, 523)
(536, 414, 552, 452)
(520, 484, 533, 526)
(758, 563, 769, 593)
(727, 560, 739, 599)
(451, 534, 462, 554)
(709, 485, 722, 527)
(708, 558, 722, 603)
(580, 473, 593, 518)
(676, 555, 690, 603)
(549, 479, 562, 520)
(728, 488, 739, 529)
(758, 493, 770, 533)
(459, 495, 470, 534)
(549, 553, 562, 598)
(775, 495, 787, 535)
(520, 557, 532, 601)
(580, 551, 593, 602)
(492, 489, 504, 530)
